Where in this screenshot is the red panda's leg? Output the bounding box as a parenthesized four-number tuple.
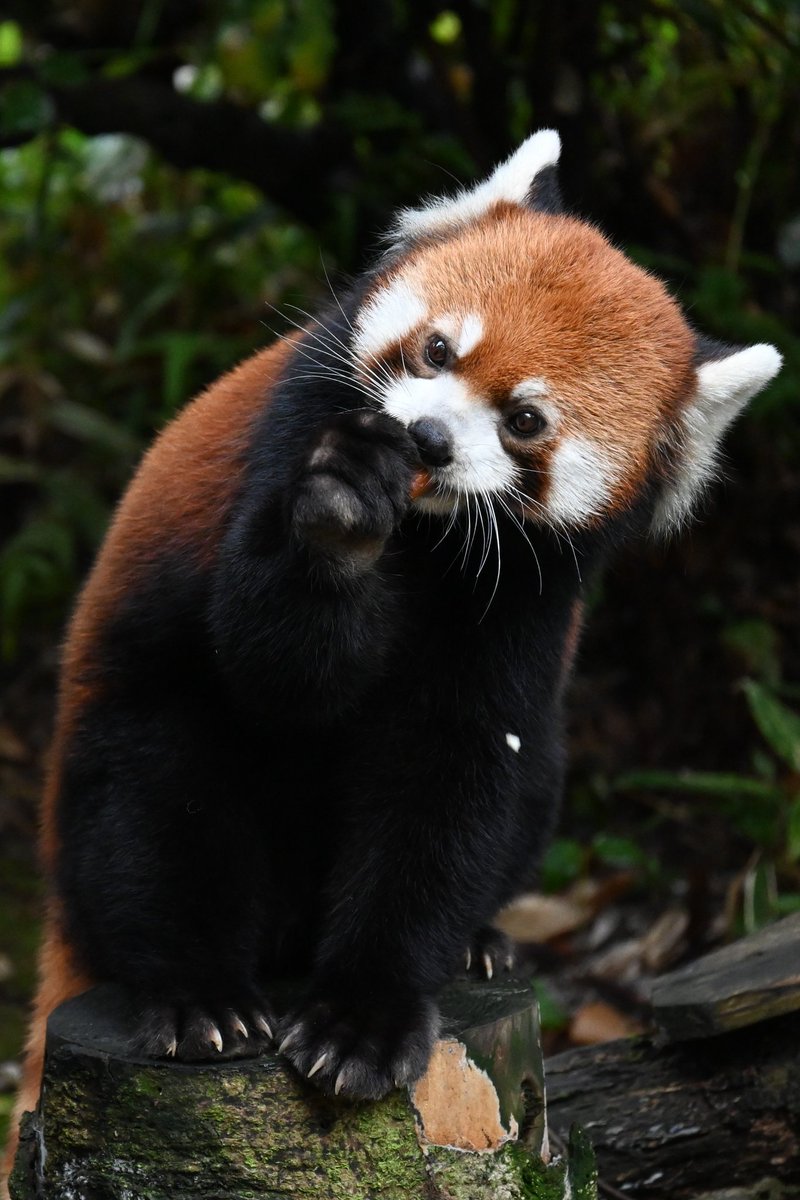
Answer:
(274, 707, 561, 1101)
(54, 689, 286, 1060)
(210, 410, 419, 724)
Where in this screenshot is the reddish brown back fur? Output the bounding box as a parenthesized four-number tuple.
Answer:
(3, 336, 295, 1192)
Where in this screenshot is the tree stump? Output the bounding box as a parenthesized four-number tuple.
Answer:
(10, 980, 596, 1200)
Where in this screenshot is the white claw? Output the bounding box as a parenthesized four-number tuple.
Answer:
(505, 954, 514, 972)
(308, 1053, 328, 1079)
(278, 1030, 298, 1055)
(232, 1015, 249, 1038)
(465, 948, 472, 972)
(334, 1070, 347, 1096)
(483, 952, 493, 981)
(209, 1023, 223, 1053)
(254, 1014, 273, 1040)
(165, 1038, 177, 1058)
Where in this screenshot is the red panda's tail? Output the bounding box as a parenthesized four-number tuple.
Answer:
(2, 914, 91, 1198)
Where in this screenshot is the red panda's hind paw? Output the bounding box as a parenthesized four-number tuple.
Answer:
(131, 995, 277, 1062)
(276, 991, 439, 1100)
(463, 926, 515, 980)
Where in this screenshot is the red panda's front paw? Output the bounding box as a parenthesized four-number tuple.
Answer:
(131, 993, 277, 1062)
(292, 411, 419, 565)
(276, 991, 439, 1100)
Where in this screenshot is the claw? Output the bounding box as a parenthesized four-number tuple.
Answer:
(208, 1023, 223, 1053)
(505, 953, 514, 972)
(232, 1014, 249, 1038)
(165, 1037, 177, 1058)
(483, 952, 493, 981)
(308, 1053, 327, 1079)
(334, 1070, 347, 1096)
(465, 948, 472, 972)
(278, 1028, 299, 1055)
(254, 1013, 273, 1040)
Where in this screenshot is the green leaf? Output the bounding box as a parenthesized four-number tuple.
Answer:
(615, 769, 780, 801)
(787, 794, 800, 864)
(39, 52, 90, 87)
(47, 400, 141, 456)
(722, 619, 780, 686)
(0, 80, 53, 137)
(592, 834, 648, 871)
(742, 859, 777, 934)
(742, 680, 800, 771)
(540, 838, 586, 893)
(0, 455, 40, 484)
(0, 21, 22, 67)
(429, 11, 462, 44)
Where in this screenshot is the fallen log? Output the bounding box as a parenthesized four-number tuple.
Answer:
(651, 910, 800, 1041)
(9, 980, 597, 1200)
(546, 1007, 800, 1197)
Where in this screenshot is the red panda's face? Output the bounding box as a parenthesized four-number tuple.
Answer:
(351, 131, 781, 534)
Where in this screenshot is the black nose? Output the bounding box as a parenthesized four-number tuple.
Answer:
(408, 418, 454, 467)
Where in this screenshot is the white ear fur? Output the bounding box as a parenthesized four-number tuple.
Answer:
(653, 343, 782, 534)
(391, 129, 561, 242)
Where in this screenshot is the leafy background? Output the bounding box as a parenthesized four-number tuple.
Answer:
(0, 0, 799, 1146)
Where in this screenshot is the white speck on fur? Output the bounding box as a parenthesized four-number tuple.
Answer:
(652, 342, 782, 535)
(354, 277, 426, 360)
(392, 129, 561, 240)
(505, 732, 521, 753)
(547, 434, 619, 524)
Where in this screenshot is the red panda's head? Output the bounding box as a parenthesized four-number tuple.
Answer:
(351, 130, 781, 534)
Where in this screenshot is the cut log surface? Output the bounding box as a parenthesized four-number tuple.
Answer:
(652, 911, 800, 1041)
(546, 1011, 800, 1199)
(10, 980, 595, 1200)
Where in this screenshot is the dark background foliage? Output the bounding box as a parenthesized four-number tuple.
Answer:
(0, 0, 798, 1136)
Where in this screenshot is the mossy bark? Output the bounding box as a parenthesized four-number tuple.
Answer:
(10, 981, 596, 1200)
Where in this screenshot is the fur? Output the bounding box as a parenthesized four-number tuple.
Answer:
(5, 130, 781, 1187)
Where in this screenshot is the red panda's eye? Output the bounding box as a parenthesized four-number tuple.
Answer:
(508, 409, 547, 438)
(426, 336, 448, 368)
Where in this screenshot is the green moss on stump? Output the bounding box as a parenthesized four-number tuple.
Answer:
(10, 982, 597, 1200)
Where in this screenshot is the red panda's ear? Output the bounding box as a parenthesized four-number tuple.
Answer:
(652, 338, 782, 535)
(389, 129, 562, 245)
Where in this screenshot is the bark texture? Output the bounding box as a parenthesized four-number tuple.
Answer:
(10, 981, 596, 1200)
(546, 1011, 800, 1199)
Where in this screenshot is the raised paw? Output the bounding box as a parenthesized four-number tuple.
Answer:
(463, 926, 515, 980)
(276, 991, 439, 1100)
(292, 411, 419, 564)
(132, 994, 277, 1062)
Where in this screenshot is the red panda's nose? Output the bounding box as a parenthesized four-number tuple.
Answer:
(408, 418, 454, 467)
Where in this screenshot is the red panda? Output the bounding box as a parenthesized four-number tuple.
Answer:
(4, 129, 781, 1187)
